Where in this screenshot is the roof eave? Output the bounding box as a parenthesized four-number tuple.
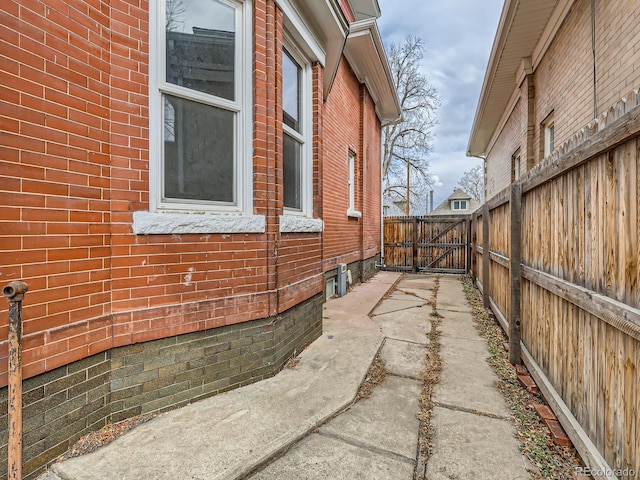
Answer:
(344, 18, 402, 125)
(467, 0, 565, 157)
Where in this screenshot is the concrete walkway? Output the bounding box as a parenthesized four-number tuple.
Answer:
(42, 273, 533, 480)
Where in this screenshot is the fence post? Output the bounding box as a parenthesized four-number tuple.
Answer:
(3, 281, 28, 480)
(509, 184, 522, 364)
(412, 216, 418, 273)
(482, 203, 490, 308)
(465, 216, 472, 275)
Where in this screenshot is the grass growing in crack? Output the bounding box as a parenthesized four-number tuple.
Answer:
(356, 354, 388, 401)
(415, 276, 442, 479)
(461, 276, 584, 480)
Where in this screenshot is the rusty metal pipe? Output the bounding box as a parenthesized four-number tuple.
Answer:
(4, 281, 28, 480)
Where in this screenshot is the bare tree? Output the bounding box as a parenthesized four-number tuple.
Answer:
(166, 0, 186, 31)
(382, 35, 440, 212)
(457, 165, 484, 201)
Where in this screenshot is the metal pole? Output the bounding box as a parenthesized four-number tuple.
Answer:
(405, 158, 410, 215)
(3, 281, 28, 480)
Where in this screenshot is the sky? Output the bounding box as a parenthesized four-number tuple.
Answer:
(377, 0, 504, 209)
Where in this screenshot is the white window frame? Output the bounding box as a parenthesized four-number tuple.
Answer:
(542, 112, 555, 159)
(148, 0, 253, 216)
(452, 200, 467, 211)
(347, 150, 361, 218)
(282, 36, 313, 218)
(512, 148, 521, 183)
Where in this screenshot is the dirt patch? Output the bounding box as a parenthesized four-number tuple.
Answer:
(58, 413, 159, 461)
(356, 354, 388, 401)
(461, 276, 585, 480)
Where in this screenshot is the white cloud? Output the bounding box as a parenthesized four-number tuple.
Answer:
(378, 0, 503, 208)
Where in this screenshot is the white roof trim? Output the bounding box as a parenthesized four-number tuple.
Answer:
(286, 0, 349, 99)
(276, 0, 325, 65)
(467, 0, 570, 157)
(344, 19, 401, 125)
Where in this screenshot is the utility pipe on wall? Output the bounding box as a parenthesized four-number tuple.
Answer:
(3, 281, 28, 480)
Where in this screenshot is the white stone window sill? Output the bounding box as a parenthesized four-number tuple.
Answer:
(347, 209, 362, 218)
(133, 211, 266, 235)
(279, 215, 324, 233)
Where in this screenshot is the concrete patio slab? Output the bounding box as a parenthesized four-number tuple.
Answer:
(371, 296, 428, 316)
(320, 376, 421, 460)
(251, 432, 415, 480)
(434, 334, 510, 418)
(379, 338, 427, 379)
(426, 407, 531, 480)
(372, 308, 431, 344)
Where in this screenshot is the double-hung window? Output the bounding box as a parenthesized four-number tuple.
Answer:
(282, 41, 311, 214)
(153, 0, 251, 213)
(348, 151, 355, 212)
(452, 200, 467, 211)
(542, 112, 555, 159)
(347, 150, 361, 218)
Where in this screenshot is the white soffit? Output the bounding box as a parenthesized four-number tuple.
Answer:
(344, 18, 401, 125)
(467, 0, 562, 157)
(348, 0, 381, 20)
(288, 0, 349, 99)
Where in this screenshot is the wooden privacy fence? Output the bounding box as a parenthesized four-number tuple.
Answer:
(471, 104, 640, 479)
(383, 215, 470, 273)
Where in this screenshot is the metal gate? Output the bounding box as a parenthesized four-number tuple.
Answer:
(383, 215, 470, 273)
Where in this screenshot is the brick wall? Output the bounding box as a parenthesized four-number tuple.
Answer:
(0, 0, 387, 474)
(486, 99, 523, 199)
(486, 0, 640, 198)
(322, 58, 382, 273)
(0, 293, 322, 480)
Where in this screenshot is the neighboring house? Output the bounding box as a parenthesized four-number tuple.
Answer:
(382, 194, 406, 216)
(0, 0, 401, 477)
(426, 189, 481, 216)
(468, 0, 639, 475)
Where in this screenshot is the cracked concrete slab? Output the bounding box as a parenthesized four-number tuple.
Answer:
(438, 309, 485, 342)
(379, 338, 427, 379)
(395, 287, 433, 302)
(321, 376, 421, 460)
(433, 334, 510, 418)
(436, 282, 473, 313)
(251, 432, 415, 480)
(426, 407, 531, 480)
(398, 276, 437, 291)
(371, 296, 427, 315)
(372, 308, 431, 345)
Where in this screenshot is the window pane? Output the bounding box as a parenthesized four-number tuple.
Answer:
(165, 0, 235, 100)
(163, 94, 234, 203)
(283, 49, 301, 132)
(283, 133, 301, 210)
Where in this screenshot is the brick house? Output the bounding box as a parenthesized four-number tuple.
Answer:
(468, 0, 640, 197)
(467, 0, 640, 474)
(0, 0, 400, 476)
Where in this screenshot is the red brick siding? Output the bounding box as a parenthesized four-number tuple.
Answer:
(0, 0, 384, 386)
(361, 87, 382, 260)
(0, 0, 114, 384)
(322, 58, 365, 270)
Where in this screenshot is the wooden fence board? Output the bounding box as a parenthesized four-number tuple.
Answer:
(383, 216, 470, 273)
(471, 131, 640, 476)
